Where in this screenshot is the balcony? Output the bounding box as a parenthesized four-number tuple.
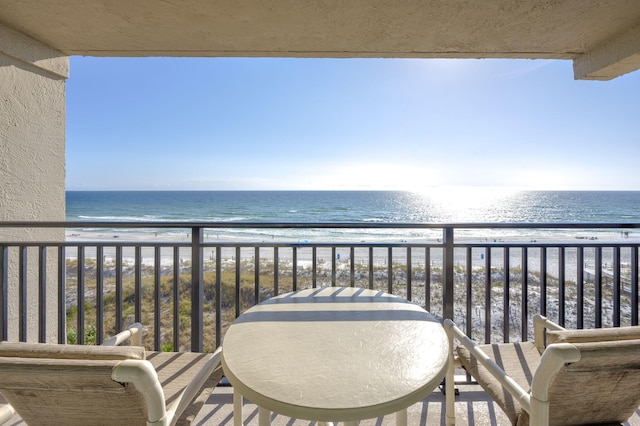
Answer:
(1, 221, 640, 424)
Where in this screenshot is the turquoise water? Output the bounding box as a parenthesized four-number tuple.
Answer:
(66, 190, 640, 223)
(66, 190, 640, 241)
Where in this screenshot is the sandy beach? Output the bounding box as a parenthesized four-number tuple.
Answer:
(64, 228, 639, 284)
(59, 227, 640, 342)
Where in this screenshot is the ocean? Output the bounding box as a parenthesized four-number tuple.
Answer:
(66, 190, 640, 242)
(64, 190, 640, 329)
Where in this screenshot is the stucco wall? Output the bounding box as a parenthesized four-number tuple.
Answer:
(0, 23, 68, 342)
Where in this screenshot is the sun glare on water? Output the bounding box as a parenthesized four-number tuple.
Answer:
(410, 186, 521, 222)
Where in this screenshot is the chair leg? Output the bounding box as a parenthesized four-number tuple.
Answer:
(445, 330, 456, 425)
(529, 399, 549, 426)
(439, 377, 459, 396)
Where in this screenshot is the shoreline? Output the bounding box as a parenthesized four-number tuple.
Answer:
(65, 226, 640, 244)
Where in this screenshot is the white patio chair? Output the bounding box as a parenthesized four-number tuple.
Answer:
(444, 315, 640, 425)
(0, 323, 223, 425)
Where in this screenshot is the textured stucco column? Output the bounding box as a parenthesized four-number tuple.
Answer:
(0, 23, 68, 342)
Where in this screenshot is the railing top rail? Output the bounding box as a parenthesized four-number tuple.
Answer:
(2, 221, 640, 230)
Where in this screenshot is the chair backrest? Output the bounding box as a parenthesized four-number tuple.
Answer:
(546, 325, 640, 345)
(0, 342, 150, 426)
(544, 339, 640, 425)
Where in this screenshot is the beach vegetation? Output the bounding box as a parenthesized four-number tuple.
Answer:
(62, 251, 635, 352)
(66, 324, 97, 345)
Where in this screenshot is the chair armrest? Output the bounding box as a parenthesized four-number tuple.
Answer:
(102, 323, 143, 347)
(165, 347, 223, 422)
(443, 319, 532, 414)
(533, 315, 565, 353)
(0, 403, 15, 424)
(111, 359, 167, 424)
(530, 343, 581, 402)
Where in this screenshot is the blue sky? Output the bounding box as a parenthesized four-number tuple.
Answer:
(66, 57, 640, 191)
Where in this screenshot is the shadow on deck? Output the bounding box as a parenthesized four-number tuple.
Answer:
(192, 381, 640, 425)
(3, 380, 640, 425)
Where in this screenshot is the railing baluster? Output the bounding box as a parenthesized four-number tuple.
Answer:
(274, 247, 279, 295)
(173, 246, 180, 351)
(77, 246, 85, 345)
(235, 246, 241, 316)
(134, 246, 142, 324)
(191, 227, 203, 352)
(406, 247, 411, 301)
(484, 247, 491, 344)
(425, 247, 431, 313)
(96, 246, 104, 345)
(595, 246, 603, 328)
(115, 246, 123, 334)
(540, 247, 547, 317)
(312, 246, 317, 288)
(632, 246, 639, 326)
(0, 246, 7, 341)
(39, 246, 46, 343)
(154, 246, 161, 351)
(215, 246, 222, 348)
(255, 247, 260, 303)
(558, 247, 565, 327)
(503, 247, 510, 343)
(58, 246, 65, 343)
(293, 247, 298, 291)
(19, 246, 27, 342)
(613, 246, 621, 327)
(387, 247, 393, 294)
(577, 247, 584, 329)
(368, 247, 374, 290)
(465, 247, 472, 337)
(332, 247, 337, 287)
(443, 227, 454, 321)
(521, 246, 528, 341)
(350, 246, 355, 288)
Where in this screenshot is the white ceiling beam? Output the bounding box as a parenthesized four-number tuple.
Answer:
(573, 21, 640, 81)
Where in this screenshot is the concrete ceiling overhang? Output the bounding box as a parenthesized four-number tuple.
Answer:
(1, 0, 640, 80)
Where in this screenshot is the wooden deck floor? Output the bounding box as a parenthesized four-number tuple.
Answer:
(196, 381, 509, 425)
(194, 381, 640, 426)
(3, 380, 640, 425)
